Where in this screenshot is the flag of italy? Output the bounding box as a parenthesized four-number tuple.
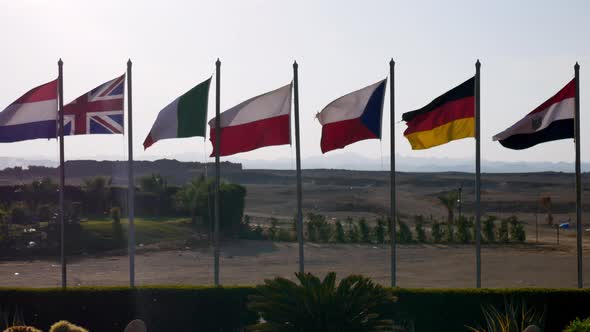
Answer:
(143, 77, 211, 149)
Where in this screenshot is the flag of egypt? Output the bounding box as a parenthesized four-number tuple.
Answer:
(493, 79, 575, 150)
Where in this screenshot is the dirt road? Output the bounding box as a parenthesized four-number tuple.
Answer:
(2, 239, 589, 288)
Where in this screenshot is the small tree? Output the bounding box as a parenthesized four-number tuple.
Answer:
(335, 220, 346, 243)
(110, 207, 126, 248)
(508, 216, 526, 243)
(306, 213, 331, 243)
(374, 217, 386, 244)
(483, 215, 497, 243)
(359, 218, 371, 243)
(319, 222, 332, 243)
(431, 221, 442, 243)
(268, 217, 279, 240)
(254, 225, 264, 239)
(414, 215, 426, 243)
(9, 202, 29, 225)
(397, 217, 413, 243)
(305, 220, 317, 242)
(0, 210, 9, 248)
(445, 222, 455, 243)
(498, 218, 509, 243)
(240, 214, 252, 238)
(346, 217, 359, 243)
(36, 204, 53, 222)
(456, 216, 471, 244)
(438, 191, 459, 224)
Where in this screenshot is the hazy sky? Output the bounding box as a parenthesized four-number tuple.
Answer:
(1, 0, 589, 167)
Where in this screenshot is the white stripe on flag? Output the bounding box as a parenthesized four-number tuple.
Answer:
(0, 100, 57, 126)
(318, 80, 385, 125)
(210, 83, 291, 128)
(493, 97, 574, 141)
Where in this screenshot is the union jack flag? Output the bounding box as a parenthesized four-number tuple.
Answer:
(63, 74, 125, 135)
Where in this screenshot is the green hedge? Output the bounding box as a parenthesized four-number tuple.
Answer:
(0, 286, 258, 332)
(389, 288, 590, 331)
(1, 287, 589, 332)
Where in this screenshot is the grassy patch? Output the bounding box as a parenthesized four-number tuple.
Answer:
(79, 217, 195, 251)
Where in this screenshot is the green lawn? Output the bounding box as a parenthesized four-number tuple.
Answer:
(79, 217, 197, 250)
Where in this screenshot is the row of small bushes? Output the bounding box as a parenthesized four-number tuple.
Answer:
(241, 213, 527, 244)
(1, 286, 590, 332)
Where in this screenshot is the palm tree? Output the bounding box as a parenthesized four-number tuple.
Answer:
(438, 191, 459, 225)
(82, 176, 110, 215)
(139, 173, 167, 194)
(248, 272, 396, 332)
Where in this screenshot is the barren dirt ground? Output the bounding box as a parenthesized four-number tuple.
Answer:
(2, 228, 589, 289)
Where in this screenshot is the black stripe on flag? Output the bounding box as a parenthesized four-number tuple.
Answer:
(499, 118, 574, 150)
(402, 76, 475, 122)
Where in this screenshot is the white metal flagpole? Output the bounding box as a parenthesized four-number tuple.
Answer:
(475, 60, 482, 288)
(127, 59, 136, 287)
(574, 62, 583, 288)
(58, 58, 67, 289)
(293, 61, 304, 274)
(214, 58, 221, 286)
(389, 59, 397, 287)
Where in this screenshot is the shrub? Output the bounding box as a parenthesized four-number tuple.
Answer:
(9, 203, 29, 225)
(49, 320, 88, 332)
(359, 218, 371, 243)
(3, 287, 590, 331)
(457, 216, 471, 244)
(508, 216, 526, 243)
(374, 217, 386, 244)
(110, 207, 125, 248)
(248, 272, 396, 332)
(346, 217, 359, 243)
(498, 218, 509, 243)
(483, 216, 497, 243)
(466, 298, 545, 332)
(1, 287, 258, 331)
(254, 225, 264, 239)
(445, 222, 455, 243)
(414, 215, 426, 243)
(306, 213, 330, 242)
(240, 214, 252, 238)
(564, 317, 590, 332)
(397, 217, 413, 243)
(238, 216, 267, 240)
(110, 206, 121, 224)
(3, 327, 42, 332)
(276, 229, 294, 242)
(268, 217, 279, 240)
(36, 204, 53, 222)
(174, 177, 246, 236)
(318, 222, 332, 243)
(334, 220, 346, 243)
(431, 221, 443, 243)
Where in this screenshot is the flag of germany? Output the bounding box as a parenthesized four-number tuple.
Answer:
(402, 77, 475, 150)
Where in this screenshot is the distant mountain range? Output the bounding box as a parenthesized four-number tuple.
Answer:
(213, 153, 590, 173)
(0, 154, 586, 173)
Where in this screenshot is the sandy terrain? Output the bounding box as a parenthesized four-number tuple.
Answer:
(2, 236, 589, 289)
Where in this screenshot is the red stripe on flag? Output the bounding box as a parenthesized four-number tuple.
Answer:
(63, 99, 123, 115)
(143, 134, 154, 149)
(320, 117, 378, 153)
(98, 75, 125, 97)
(13, 80, 58, 104)
(209, 114, 290, 157)
(530, 79, 575, 115)
(404, 97, 474, 135)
